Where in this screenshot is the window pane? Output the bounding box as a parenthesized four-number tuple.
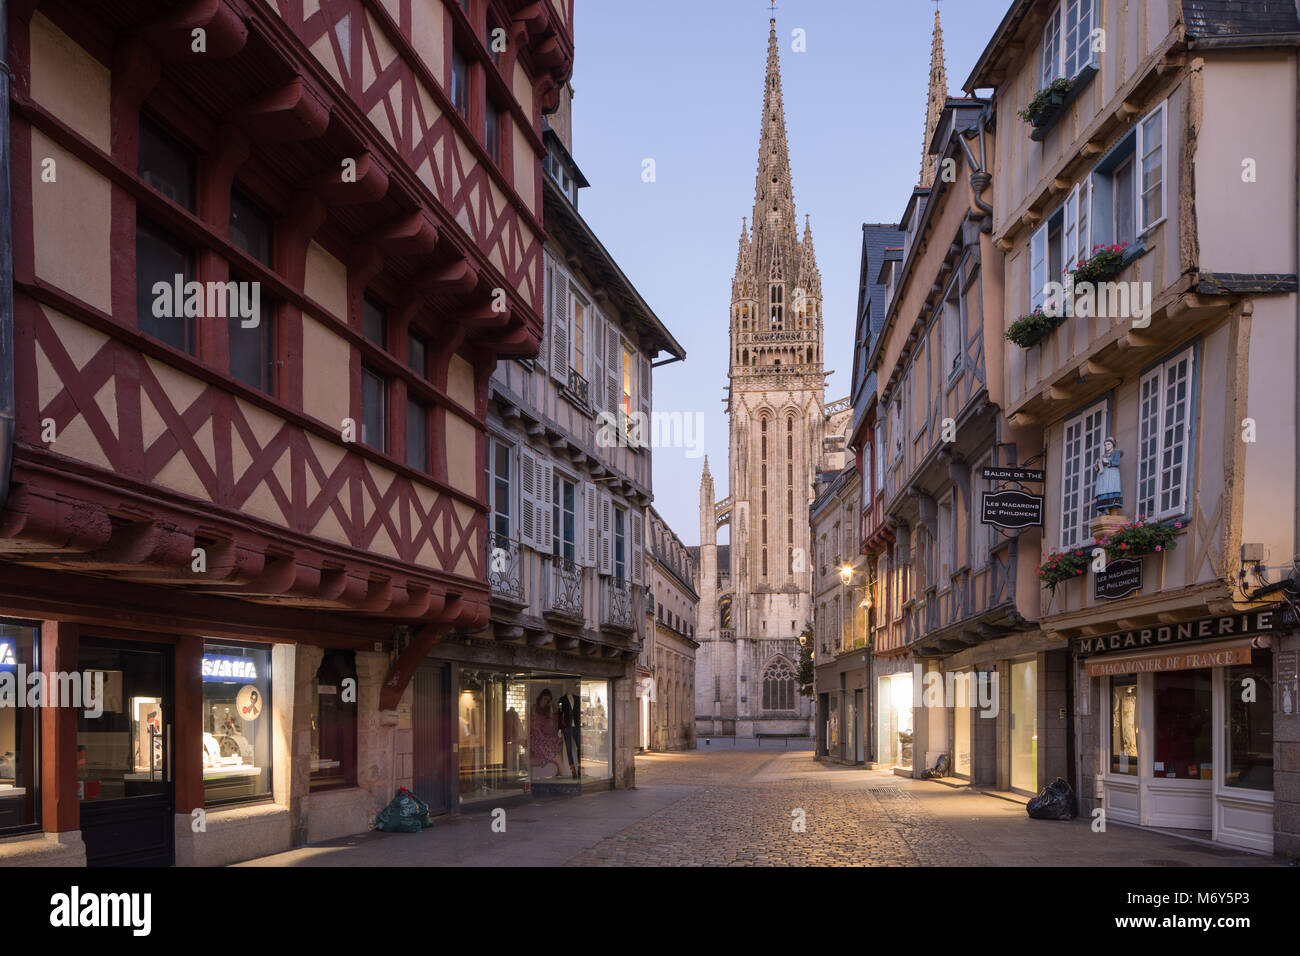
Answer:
(1141, 111, 1164, 228)
(452, 48, 469, 119)
(1153, 669, 1212, 779)
(485, 100, 500, 163)
(202, 643, 272, 805)
(1040, 9, 1062, 88)
(229, 191, 272, 266)
(138, 117, 194, 211)
(407, 333, 427, 376)
(361, 367, 386, 451)
(1110, 676, 1138, 774)
(362, 297, 386, 348)
(0, 622, 38, 830)
(136, 218, 195, 355)
(1225, 649, 1273, 791)
(493, 442, 511, 539)
(1114, 158, 1135, 247)
(406, 399, 429, 472)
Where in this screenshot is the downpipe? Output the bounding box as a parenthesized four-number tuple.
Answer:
(0, 0, 14, 518)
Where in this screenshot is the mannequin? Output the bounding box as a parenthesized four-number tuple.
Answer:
(556, 689, 581, 779)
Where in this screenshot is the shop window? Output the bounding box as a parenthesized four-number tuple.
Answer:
(228, 191, 276, 394)
(1109, 675, 1138, 774)
(202, 643, 272, 805)
(1224, 650, 1273, 791)
(311, 650, 357, 790)
(1010, 660, 1038, 792)
(1153, 669, 1212, 780)
(0, 622, 38, 832)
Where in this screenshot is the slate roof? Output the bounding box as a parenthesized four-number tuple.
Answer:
(688, 544, 730, 574)
(1182, 0, 1300, 40)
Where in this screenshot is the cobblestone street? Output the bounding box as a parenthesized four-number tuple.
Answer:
(242, 747, 1279, 867)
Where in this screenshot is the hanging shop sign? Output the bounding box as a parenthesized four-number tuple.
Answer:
(1076, 609, 1279, 657)
(980, 490, 1045, 529)
(1094, 557, 1143, 600)
(980, 466, 1045, 483)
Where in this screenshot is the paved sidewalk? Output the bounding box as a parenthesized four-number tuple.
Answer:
(237, 748, 1279, 867)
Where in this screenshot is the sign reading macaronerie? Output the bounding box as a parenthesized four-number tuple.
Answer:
(1076, 610, 1277, 657)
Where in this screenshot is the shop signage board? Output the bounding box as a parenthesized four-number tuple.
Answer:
(1076, 609, 1279, 656)
(979, 467, 1045, 483)
(201, 655, 258, 682)
(1094, 558, 1143, 600)
(1085, 641, 1253, 677)
(980, 490, 1044, 529)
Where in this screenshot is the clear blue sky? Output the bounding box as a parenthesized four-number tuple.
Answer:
(569, 0, 1010, 546)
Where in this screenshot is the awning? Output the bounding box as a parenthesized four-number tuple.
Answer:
(1085, 638, 1256, 677)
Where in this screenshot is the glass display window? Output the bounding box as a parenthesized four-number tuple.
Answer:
(0, 621, 38, 831)
(1109, 675, 1138, 775)
(1153, 669, 1212, 780)
(202, 643, 272, 805)
(1010, 660, 1038, 793)
(1224, 650, 1273, 791)
(458, 670, 529, 805)
(311, 649, 357, 790)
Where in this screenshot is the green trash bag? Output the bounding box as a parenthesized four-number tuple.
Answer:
(373, 787, 434, 833)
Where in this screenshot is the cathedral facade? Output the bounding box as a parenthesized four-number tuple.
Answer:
(694, 20, 850, 738)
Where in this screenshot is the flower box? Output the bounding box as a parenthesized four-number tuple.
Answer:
(1023, 65, 1098, 142)
(1069, 243, 1128, 286)
(1006, 308, 1064, 348)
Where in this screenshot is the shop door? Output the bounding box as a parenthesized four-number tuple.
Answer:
(1009, 661, 1038, 793)
(412, 664, 450, 815)
(77, 639, 174, 867)
(1143, 670, 1213, 830)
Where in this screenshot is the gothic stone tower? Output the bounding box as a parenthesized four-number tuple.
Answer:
(696, 19, 829, 738)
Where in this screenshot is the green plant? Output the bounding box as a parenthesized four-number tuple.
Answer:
(1038, 548, 1090, 590)
(1018, 77, 1074, 122)
(1069, 243, 1128, 284)
(1096, 518, 1182, 558)
(1006, 307, 1063, 347)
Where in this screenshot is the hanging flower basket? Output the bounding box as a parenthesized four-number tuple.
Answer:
(1069, 243, 1128, 285)
(1006, 307, 1064, 348)
(1038, 548, 1090, 591)
(1019, 77, 1075, 127)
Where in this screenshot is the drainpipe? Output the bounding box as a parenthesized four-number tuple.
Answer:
(1294, 45, 1300, 569)
(0, 0, 13, 519)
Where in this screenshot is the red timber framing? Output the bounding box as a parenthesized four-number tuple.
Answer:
(0, 1, 574, 701)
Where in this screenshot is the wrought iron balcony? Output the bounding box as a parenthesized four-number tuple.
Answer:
(543, 555, 584, 620)
(564, 367, 591, 407)
(486, 532, 524, 605)
(600, 576, 636, 633)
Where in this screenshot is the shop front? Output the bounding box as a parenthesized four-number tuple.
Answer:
(1078, 609, 1282, 852)
(874, 657, 913, 771)
(814, 651, 869, 765)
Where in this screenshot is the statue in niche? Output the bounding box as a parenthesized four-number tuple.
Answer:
(1093, 437, 1123, 515)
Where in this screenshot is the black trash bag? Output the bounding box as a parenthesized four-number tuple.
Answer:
(1026, 777, 1078, 820)
(921, 753, 951, 779)
(373, 786, 434, 833)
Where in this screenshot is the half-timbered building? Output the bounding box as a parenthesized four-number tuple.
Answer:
(969, 0, 1300, 853)
(0, 0, 573, 865)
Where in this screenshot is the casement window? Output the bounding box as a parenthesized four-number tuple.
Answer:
(1137, 346, 1194, 520)
(614, 506, 627, 581)
(137, 118, 196, 354)
(362, 296, 386, 349)
(572, 293, 588, 384)
(360, 366, 386, 452)
(451, 47, 469, 120)
(407, 333, 427, 377)
(484, 437, 512, 539)
(1029, 179, 1091, 310)
(1060, 398, 1108, 549)
(1088, 101, 1168, 249)
(622, 344, 634, 426)
(1040, 0, 1096, 88)
(942, 278, 963, 379)
(518, 448, 553, 553)
(485, 99, 501, 164)
(228, 190, 275, 394)
(552, 472, 577, 561)
(405, 399, 429, 472)
(874, 423, 885, 490)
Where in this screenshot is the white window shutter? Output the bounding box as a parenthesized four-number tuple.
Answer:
(1077, 176, 1092, 265)
(581, 481, 598, 567)
(1064, 187, 1079, 273)
(605, 321, 621, 420)
(590, 311, 606, 413)
(519, 448, 538, 551)
(1030, 224, 1048, 311)
(550, 268, 569, 384)
(538, 459, 555, 554)
(631, 510, 644, 585)
(638, 352, 652, 448)
(599, 492, 613, 575)
(538, 262, 550, 373)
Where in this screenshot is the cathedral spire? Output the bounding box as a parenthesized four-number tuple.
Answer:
(798, 215, 821, 299)
(751, 17, 797, 278)
(919, 4, 949, 189)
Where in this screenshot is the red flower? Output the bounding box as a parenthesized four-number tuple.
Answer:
(1120, 543, 1127, 549)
